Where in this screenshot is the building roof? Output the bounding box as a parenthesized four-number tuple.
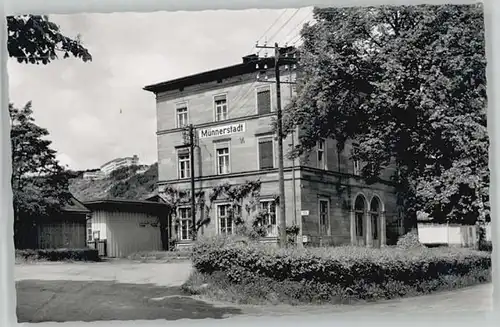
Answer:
(83, 198, 169, 213)
(143, 194, 166, 203)
(143, 48, 296, 94)
(63, 195, 91, 214)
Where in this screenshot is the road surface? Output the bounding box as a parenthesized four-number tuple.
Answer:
(15, 261, 492, 323)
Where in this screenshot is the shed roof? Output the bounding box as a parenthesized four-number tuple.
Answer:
(63, 196, 91, 214)
(83, 198, 169, 213)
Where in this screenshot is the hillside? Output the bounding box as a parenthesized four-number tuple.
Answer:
(69, 163, 158, 202)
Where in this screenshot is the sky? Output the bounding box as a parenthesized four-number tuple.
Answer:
(8, 8, 314, 171)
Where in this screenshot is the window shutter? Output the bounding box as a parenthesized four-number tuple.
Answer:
(257, 89, 271, 114)
(259, 140, 274, 169)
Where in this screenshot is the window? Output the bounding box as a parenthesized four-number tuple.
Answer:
(176, 103, 188, 128)
(356, 212, 364, 237)
(214, 94, 228, 121)
(319, 199, 330, 236)
(258, 138, 274, 169)
(317, 139, 326, 170)
(178, 151, 191, 179)
(370, 197, 381, 240)
(178, 207, 192, 241)
(353, 160, 361, 175)
(216, 147, 230, 175)
(352, 144, 361, 175)
(257, 87, 271, 115)
(355, 195, 366, 238)
(217, 204, 234, 235)
(260, 200, 278, 237)
(86, 220, 92, 242)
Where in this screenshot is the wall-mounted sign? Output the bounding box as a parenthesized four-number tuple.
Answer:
(199, 123, 245, 139)
(301, 210, 309, 216)
(302, 235, 309, 243)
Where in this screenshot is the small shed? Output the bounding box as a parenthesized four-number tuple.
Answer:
(83, 199, 170, 258)
(417, 222, 477, 247)
(33, 196, 91, 249)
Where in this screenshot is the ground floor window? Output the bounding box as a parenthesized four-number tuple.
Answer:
(319, 199, 330, 236)
(371, 213, 378, 239)
(86, 220, 92, 241)
(370, 197, 381, 240)
(217, 204, 234, 235)
(178, 207, 192, 241)
(354, 195, 366, 238)
(260, 200, 278, 237)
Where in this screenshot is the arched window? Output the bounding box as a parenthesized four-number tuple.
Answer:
(354, 195, 366, 238)
(370, 197, 381, 240)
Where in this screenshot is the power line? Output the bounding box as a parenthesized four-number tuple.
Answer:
(233, 81, 259, 115)
(283, 11, 313, 45)
(267, 8, 302, 44)
(248, 9, 289, 55)
(257, 9, 289, 45)
(286, 13, 317, 47)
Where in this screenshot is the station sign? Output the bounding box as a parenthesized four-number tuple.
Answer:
(198, 123, 245, 139)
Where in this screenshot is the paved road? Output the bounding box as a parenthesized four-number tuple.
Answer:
(15, 261, 193, 287)
(239, 282, 492, 317)
(15, 262, 492, 324)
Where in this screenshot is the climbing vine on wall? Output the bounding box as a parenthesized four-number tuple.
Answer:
(160, 179, 284, 243)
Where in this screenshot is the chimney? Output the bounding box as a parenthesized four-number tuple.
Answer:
(242, 54, 258, 63)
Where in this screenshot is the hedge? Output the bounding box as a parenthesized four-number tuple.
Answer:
(191, 237, 491, 292)
(127, 250, 191, 262)
(16, 248, 100, 262)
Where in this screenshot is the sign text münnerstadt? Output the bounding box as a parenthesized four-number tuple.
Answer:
(199, 123, 245, 139)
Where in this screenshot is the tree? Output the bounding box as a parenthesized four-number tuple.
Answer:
(10, 102, 74, 247)
(283, 4, 488, 229)
(7, 15, 92, 64)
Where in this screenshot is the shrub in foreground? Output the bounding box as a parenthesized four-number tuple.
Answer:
(184, 266, 491, 305)
(16, 248, 100, 262)
(479, 241, 492, 252)
(187, 236, 491, 304)
(396, 231, 424, 249)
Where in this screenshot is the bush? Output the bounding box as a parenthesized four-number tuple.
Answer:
(479, 241, 492, 252)
(16, 248, 100, 262)
(188, 236, 491, 304)
(396, 231, 423, 249)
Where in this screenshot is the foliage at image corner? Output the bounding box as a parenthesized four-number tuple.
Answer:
(7, 15, 92, 65)
(8, 13, 92, 248)
(281, 4, 488, 229)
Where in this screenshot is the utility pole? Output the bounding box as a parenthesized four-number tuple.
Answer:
(289, 73, 298, 243)
(255, 42, 298, 247)
(187, 124, 197, 241)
